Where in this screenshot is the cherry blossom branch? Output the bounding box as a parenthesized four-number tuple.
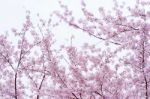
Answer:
(69, 22, 121, 45)
(0, 53, 15, 71)
(140, 16, 149, 99)
(79, 93, 82, 99)
(36, 74, 46, 99)
(14, 72, 18, 99)
(141, 36, 148, 99)
(21, 41, 41, 59)
(72, 93, 79, 99)
(37, 54, 46, 99)
(0, 40, 15, 71)
(14, 32, 26, 99)
(115, 23, 139, 31)
(54, 12, 121, 45)
(94, 91, 104, 99)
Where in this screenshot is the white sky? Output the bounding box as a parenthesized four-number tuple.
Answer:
(0, 0, 137, 50)
(0, 0, 115, 32)
(0, 0, 95, 48)
(0, 0, 57, 32)
(0, 0, 137, 53)
(0, 0, 135, 32)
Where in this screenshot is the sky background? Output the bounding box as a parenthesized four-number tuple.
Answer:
(0, 0, 135, 32)
(0, 0, 136, 48)
(0, 0, 57, 32)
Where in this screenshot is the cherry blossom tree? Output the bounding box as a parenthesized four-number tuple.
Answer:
(56, 0, 150, 99)
(54, 0, 150, 98)
(0, 0, 150, 99)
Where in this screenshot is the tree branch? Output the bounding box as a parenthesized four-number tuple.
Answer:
(55, 12, 121, 45)
(36, 74, 46, 99)
(69, 22, 121, 45)
(0, 53, 15, 71)
(72, 93, 79, 99)
(141, 18, 148, 99)
(141, 38, 148, 99)
(14, 72, 18, 99)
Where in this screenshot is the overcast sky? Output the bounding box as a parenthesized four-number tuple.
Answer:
(0, 0, 135, 48)
(0, 0, 58, 32)
(0, 0, 135, 32)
